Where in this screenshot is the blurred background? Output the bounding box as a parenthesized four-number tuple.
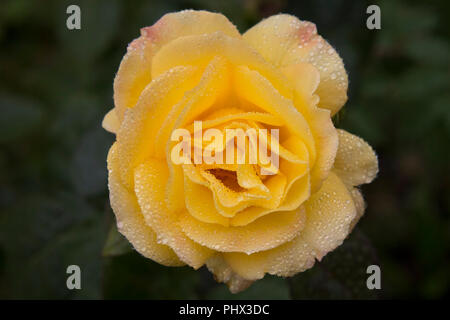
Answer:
(0, 0, 449, 299)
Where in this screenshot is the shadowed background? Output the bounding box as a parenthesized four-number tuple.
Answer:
(0, 0, 449, 299)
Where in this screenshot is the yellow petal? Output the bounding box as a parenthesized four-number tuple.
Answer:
(163, 56, 231, 213)
(151, 32, 293, 99)
(279, 136, 310, 191)
(102, 108, 120, 134)
(283, 62, 320, 98)
(183, 164, 250, 218)
(148, 9, 240, 43)
(333, 129, 378, 187)
(179, 205, 306, 254)
(287, 63, 338, 192)
(183, 163, 208, 185)
(185, 111, 284, 132)
(243, 14, 348, 115)
(134, 159, 214, 269)
(113, 10, 240, 121)
(236, 164, 268, 192)
(301, 104, 337, 193)
(184, 176, 231, 227)
(224, 172, 356, 279)
(278, 173, 311, 210)
(254, 122, 308, 165)
(117, 65, 201, 189)
(183, 164, 270, 221)
(224, 233, 316, 280)
(217, 138, 310, 224)
(113, 36, 154, 121)
(234, 66, 316, 165)
(229, 206, 271, 227)
(230, 174, 310, 227)
(302, 172, 357, 260)
(107, 143, 183, 266)
(206, 254, 253, 293)
(189, 134, 310, 225)
(199, 169, 285, 210)
(349, 187, 365, 230)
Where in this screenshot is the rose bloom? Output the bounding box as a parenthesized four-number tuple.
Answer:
(102, 10, 378, 293)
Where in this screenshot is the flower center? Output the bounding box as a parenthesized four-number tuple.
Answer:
(208, 169, 243, 192)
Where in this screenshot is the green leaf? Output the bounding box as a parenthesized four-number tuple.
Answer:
(102, 222, 133, 257)
(289, 229, 380, 299)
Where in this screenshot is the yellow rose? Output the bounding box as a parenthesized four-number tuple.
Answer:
(102, 10, 378, 293)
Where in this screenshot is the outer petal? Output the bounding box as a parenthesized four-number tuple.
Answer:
(114, 10, 240, 121)
(113, 36, 154, 122)
(224, 172, 356, 279)
(134, 159, 214, 269)
(206, 254, 253, 293)
(349, 187, 365, 230)
(333, 129, 378, 187)
(243, 14, 348, 115)
(151, 32, 293, 99)
(151, 9, 240, 41)
(224, 233, 315, 280)
(179, 206, 306, 254)
(301, 172, 357, 259)
(102, 108, 120, 134)
(107, 143, 183, 266)
(286, 63, 338, 192)
(117, 65, 201, 189)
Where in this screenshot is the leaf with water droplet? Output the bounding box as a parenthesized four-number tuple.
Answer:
(102, 222, 133, 257)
